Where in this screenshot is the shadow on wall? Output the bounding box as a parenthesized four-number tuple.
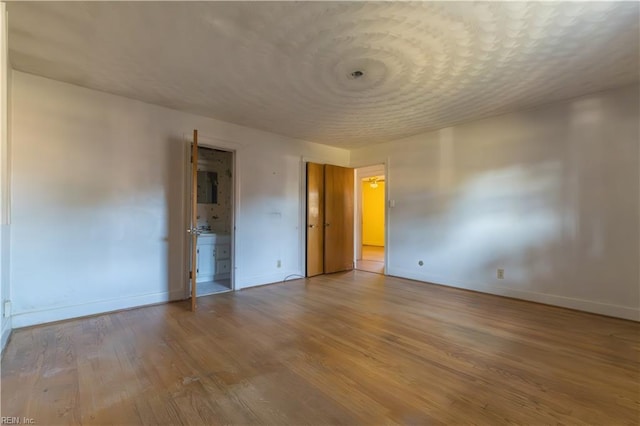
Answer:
(387, 92, 639, 310)
(410, 160, 564, 286)
(166, 136, 187, 299)
(392, 157, 638, 306)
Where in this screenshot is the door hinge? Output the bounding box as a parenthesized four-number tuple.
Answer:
(189, 271, 193, 279)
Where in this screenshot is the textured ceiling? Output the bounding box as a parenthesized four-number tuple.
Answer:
(7, 2, 640, 148)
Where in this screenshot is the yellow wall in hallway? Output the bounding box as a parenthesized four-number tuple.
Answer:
(362, 180, 385, 246)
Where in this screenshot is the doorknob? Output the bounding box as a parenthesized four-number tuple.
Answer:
(187, 227, 202, 235)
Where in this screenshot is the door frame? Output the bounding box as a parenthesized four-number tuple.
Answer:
(183, 133, 241, 299)
(354, 162, 389, 275)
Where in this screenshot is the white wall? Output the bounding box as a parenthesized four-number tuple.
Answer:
(351, 85, 639, 320)
(8, 70, 639, 328)
(1, 2, 12, 350)
(10, 71, 349, 327)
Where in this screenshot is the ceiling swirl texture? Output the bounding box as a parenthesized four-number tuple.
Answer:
(7, 2, 640, 148)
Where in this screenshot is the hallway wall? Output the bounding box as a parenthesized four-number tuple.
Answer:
(362, 180, 385, 247)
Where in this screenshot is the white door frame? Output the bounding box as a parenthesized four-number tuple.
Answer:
(354, 162, 388, 274)
(182, 133, 242, 298)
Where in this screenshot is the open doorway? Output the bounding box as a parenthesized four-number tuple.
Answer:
(355, 165, 385, 274)
(191, 145, 235, 297)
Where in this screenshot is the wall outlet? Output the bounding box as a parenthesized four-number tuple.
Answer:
(277, 260, 281, 268)
(497, 269, 505, 279)
(3, 301, 11, 317)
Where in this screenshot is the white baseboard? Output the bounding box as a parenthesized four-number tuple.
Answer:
(236, 269, 304, 290)
(1, 317, 12, 352)
(11, 268, 635, 329)
(11, 269, 304, 329)
(388, 266, 639, 321)
(12, 289, 185, 329)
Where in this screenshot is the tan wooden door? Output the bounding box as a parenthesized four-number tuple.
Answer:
(323, 164, 354, 273)
(189, 129, 199, 311)
(306, 162, 324, 277)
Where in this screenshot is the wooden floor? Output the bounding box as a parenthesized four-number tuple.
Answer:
(2, 271, 639, 425)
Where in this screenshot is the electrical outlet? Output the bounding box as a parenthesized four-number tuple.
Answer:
(277, 260, 282, 268)
(3, 301, 11, 317)
(497, 269, 504, 279)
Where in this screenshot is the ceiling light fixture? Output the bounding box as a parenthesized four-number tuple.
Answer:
(369, 177, 378, 189)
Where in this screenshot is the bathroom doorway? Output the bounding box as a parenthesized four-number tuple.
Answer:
(355, 165, 386, 274)
(186, 141, 236, 300)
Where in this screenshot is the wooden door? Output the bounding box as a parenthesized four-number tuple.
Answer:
(324, 164, 354, 273)
(189, 129, 199, 311)
(306, 162, 324, 277)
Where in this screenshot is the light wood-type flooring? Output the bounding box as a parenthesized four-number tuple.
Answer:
(2, 271, 638, 425)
